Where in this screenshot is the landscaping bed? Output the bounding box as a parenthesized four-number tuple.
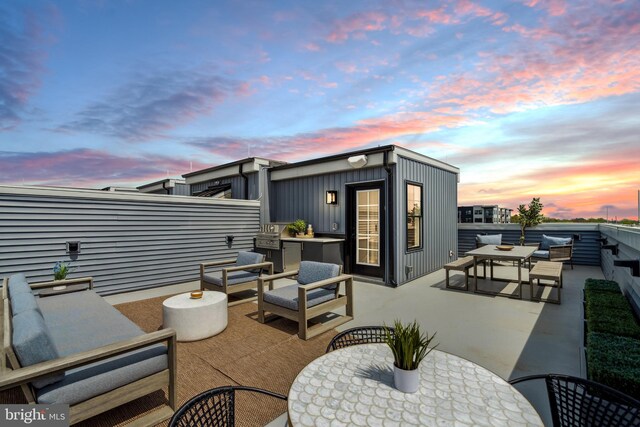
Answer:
(584, 278, 640, 399)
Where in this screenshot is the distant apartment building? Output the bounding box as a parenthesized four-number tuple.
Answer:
(458, 205, 512, 223)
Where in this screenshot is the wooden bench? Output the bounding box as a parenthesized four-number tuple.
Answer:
(444, 256, 486, 291)
(529, 261, 562, 304)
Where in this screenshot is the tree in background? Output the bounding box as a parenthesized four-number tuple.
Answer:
(516, 198, 544, 245)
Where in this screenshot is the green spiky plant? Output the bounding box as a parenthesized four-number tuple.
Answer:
(384, 320, 438, 371)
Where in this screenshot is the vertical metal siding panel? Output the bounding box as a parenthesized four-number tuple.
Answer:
(0, 191, 260, 295)
(271, 167, 386, 233)
(394, 156, 458, 285)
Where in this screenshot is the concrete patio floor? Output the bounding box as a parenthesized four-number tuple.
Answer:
(106, 263, 602, 426)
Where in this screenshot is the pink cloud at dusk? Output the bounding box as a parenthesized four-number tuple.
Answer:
(325, 11, 386, 43)
(0, 149, 206, 188)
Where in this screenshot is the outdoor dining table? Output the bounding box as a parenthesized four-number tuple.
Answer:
(288, 343, 543, 426)
(466, 244, 537, 299)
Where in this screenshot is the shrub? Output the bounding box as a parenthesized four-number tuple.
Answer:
(584, 278, 621, 295)
(587, 332, 640, 400)
(585, 289, 640, 339)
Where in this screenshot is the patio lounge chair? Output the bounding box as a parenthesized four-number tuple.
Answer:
(326, 326, 394, 352)
(257, 261, 354, 340)
(475, 233, 504, 248)
(509, 374, 640, 426)
(168, 385, 286, 427)
(200, 251, 273, 306)
(531, 234, 574, 269)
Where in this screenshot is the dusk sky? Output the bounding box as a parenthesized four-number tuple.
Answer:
(1, 0, 638, 219)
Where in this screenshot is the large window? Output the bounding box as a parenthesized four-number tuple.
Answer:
(406, 182, 422, 250)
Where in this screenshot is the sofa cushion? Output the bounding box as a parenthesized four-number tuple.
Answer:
(202, 271, 258, 286)
(36, 346, 167, 405)
(8, 273, 31, 297)
(263, 283, 335, 311)
(10, 291, 41, 316)
(533, 250, 550, 259)
(476, 234, 502, 245)
(37, 290, 149, 356)
(297, 261, 341, 290)
(236, 251, 265, 273)
(12, 310, 64, 388)
(540, 234, 572, 250)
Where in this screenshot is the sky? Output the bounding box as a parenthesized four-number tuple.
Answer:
(0, 0, 638, 220)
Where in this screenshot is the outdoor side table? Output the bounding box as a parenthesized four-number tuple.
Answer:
(162, 291, 227, 341)
(288, 343, 543, 427)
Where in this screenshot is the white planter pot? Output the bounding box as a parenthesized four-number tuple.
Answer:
(393, 365, 419, 393)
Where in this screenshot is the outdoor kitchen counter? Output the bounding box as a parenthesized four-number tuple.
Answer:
(280, 237, 345, 243)
(280, 237, 345, 267)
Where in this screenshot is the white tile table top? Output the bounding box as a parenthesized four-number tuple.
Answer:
(288, 344, 543, 427)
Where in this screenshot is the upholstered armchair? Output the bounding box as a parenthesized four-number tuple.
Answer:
(531, 234, 574, 269)
(200, 251, 273, 306)
(257, 261, 354, 340)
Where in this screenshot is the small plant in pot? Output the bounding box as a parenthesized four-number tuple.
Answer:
(287, 219, 307, 237)
(384, 319, 438, 393)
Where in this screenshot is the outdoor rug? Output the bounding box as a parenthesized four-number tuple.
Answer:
(1, 295, 336, 427)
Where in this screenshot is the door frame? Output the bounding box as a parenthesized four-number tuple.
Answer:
(345, 181, 386, 278)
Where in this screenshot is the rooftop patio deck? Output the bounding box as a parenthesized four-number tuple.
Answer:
(104, 263, 599, 426)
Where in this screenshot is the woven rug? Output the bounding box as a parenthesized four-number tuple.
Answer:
(1, 295, 335, 426)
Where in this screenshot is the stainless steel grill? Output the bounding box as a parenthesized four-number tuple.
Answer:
(255, 223, 289, 250)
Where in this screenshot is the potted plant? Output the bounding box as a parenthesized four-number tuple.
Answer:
(52, 260, 75, 290)
(384, 320, 438, 393)
(515, 198, 544, 245)
(287, 219, 307, 237)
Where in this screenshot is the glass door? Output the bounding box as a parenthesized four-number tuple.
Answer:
(357, 189, 380, 267)
(347, 182, 385, 278)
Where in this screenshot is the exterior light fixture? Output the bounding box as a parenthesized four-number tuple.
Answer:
(326, 190, 338, 205)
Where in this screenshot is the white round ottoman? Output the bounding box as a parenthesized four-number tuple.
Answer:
(162, 291, 228, 341)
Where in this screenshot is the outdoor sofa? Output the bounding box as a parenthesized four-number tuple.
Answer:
(531, 234, 574, 269)
(1, 273, 177, 425)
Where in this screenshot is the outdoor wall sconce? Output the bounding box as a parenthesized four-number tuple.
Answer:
(225, 235, 234, 245)
(613, 260, 640, 277)
(326, 190, 338, 205)
(66, 241, 81, 253)
(572, 234, 582, 241)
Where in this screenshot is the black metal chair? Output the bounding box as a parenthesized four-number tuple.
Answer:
(509, 374, 640, 427)
(326, 326, 394, 353)
(168, 385, 287, 427)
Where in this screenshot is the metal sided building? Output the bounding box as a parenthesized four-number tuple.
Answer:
(137, 178, 190, 195)
(182, 157, 286, 224)
(268, 145, 459, 286)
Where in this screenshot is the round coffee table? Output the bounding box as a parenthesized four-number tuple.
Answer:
(162, 291, 228, 341)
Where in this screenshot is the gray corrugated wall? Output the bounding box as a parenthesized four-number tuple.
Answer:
(173, 183, 191, 196)
(0, 186, 260, 295)
(457, 223, 601, 265)
(599, 225, 640, 316)
(271, 167, 388, 234)
(395, 156, 458, 285)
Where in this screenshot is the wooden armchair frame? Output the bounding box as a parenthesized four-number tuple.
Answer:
(200, 258, 273, 306)
(530, 241, 574, 269)
(257, 269, 354, 340)
(1, 277, 177, 426)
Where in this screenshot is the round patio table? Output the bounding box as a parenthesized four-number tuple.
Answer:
(288, 343, 543, 426)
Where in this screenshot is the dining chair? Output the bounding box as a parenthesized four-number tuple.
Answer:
(326, 326, 394, 353)
(168, 385, 287, 427)
(509, 374, 640, 426)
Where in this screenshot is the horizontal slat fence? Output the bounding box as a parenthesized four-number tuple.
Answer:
(0, 186, 260, 295)
(458, 223, 601, 266)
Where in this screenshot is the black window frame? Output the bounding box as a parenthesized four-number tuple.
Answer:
(405, 181, 423, 252)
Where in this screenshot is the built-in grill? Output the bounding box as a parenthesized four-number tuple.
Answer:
(255, 223, 289, 250)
